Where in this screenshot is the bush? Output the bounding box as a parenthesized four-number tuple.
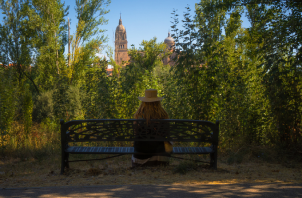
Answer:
(52, 85, 84, 121)
(33, 90, 54, 123)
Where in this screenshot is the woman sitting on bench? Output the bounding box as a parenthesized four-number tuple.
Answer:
(132, 89, 172, 167)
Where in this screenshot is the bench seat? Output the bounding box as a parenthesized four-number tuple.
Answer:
(65, 146, 214, 154)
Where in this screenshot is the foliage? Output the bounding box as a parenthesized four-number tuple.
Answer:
(0, 0, 39, 93)
(0, 0, 110, 154)
(68, 0, 110, 84)
(168, 0, 302, 149)
(0, 67, 16, 154)
(0, 0, 302, 157)
(33, 90, 54, 122)
(24, 0, 69, 91)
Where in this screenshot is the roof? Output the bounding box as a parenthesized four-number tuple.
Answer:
(164, 32, 174, 43)
(106, 68, 113, 76)
(116, 16, 125, 32)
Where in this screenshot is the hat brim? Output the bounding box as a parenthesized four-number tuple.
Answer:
(138, 97, 164, 102)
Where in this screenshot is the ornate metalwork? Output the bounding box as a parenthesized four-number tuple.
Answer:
(64, 119, 217, 143)
(60, 119, 219, 174)
(66, 119, 134, 142)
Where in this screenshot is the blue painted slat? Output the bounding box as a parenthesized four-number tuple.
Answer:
(185, 147, 190, 153)
(196, 147, 200, 153)
(66, 146, 213, 154)
(193, 147, 197, 153)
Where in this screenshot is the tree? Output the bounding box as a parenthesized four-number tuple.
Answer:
(0, 0, 39, 93)
(24, 0, 69, 91)
(68, 0, 110, 84)
(127, 37, 170, 72)
(228, 0, 302, 147)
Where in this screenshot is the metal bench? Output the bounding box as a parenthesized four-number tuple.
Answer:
(60, 119, 219, 174)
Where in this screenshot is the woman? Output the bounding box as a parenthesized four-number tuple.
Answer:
(132, 89, 172, 167)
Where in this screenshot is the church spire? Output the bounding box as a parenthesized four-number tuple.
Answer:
(119, 13, 122, 25)
(115, 13, 128, 66)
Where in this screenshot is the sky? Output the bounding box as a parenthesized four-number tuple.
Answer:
(66, 0, 201, 59)
(65, 0, 250, 60)
(1, 0, 251, 62)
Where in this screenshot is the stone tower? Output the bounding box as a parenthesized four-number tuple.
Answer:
(115, 15, 129, 65)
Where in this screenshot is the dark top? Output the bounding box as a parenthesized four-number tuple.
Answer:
(133, 141, 165, 159)
(133, 119, 166, 159)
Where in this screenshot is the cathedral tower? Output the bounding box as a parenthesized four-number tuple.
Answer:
(115, 15, 129, 65)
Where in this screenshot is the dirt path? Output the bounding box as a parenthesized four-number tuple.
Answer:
(1, 183, 302, 198)
(1, 154, 301, 189)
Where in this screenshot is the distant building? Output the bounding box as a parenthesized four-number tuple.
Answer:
(114, 15, 129, 65)
(113, 16, 176, 69)
(106, 68, 113, 76)
(163, 32, 176, 66)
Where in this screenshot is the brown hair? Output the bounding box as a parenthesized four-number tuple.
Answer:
(134, 101, 169, 123)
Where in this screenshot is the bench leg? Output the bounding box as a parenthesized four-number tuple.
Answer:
(61, 154, 65, 174)
(61, 152, 69, 174)
(66, 153, 70, 168)
(210, 144, 218, 170)
(210, 151, 217, 170)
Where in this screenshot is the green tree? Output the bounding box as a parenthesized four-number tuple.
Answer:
(227, 0, 302, 147)
(68, 0, 110, 85)
(170, 4, 227, 121)
(0, 67, 16, 154)
(0, 0, 39, 93)
(24, 0, 69, 91)
(118, 38, 171, 118)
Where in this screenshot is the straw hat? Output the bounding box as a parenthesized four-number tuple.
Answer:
(138, 89, 164, 102)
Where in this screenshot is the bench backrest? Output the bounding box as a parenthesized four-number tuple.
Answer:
(61, 119, 219, 144)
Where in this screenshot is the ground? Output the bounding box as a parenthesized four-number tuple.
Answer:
(0, 153, 301, 188)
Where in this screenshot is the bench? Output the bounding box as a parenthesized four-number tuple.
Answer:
(60, 119, 219, 174)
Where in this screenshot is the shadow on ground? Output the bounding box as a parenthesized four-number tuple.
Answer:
(1, 183, 302, 198)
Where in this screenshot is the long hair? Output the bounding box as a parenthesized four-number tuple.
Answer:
(134, 101, 169, 123)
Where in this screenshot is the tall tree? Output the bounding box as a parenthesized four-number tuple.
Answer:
(229, 0, 302, 147)
(0, 0, 39, 93)
(24, 0, 69, 91)
(117, 38, 171, 119)
(68, 0, 110, 84)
